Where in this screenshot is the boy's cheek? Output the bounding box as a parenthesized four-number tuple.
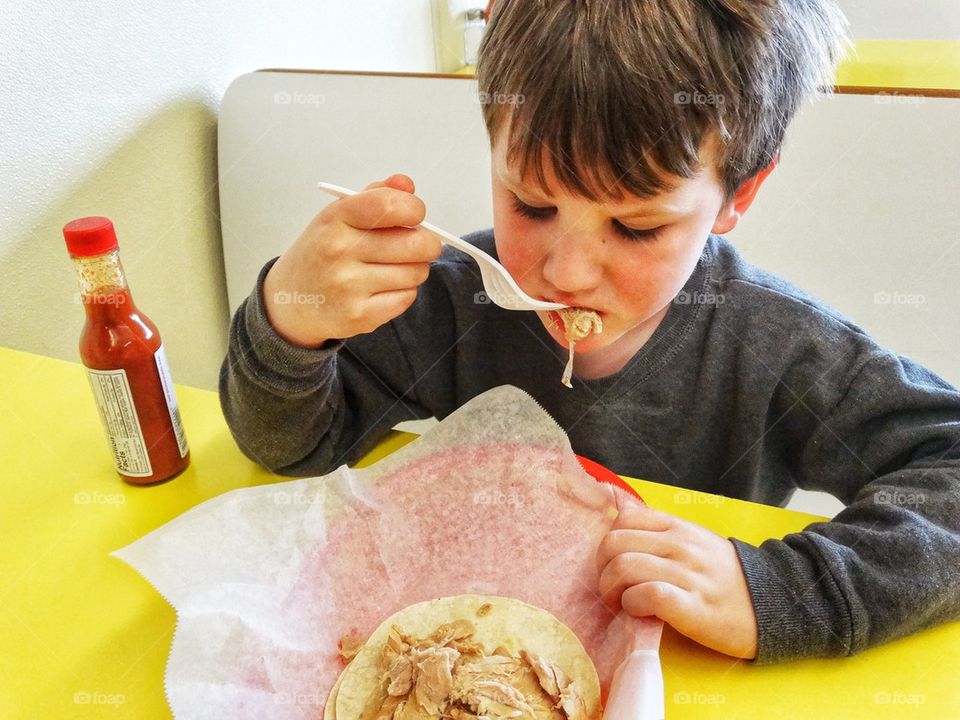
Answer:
(497, 243, 536, 280)
(494, 221, 543, 282)
(613, 263, 680, 316)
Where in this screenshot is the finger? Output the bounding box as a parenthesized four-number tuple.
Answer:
(337, 187, 427, 230)
(351, 288, 420, 333)
(620, 581, 689, 622)
(361, 263, 432, 294)
(596, 528, 677, 573)
(354, 227, 442, 264)
(597, 552, 688, 608)
(364, 174, 416, 194)
(611, 489, 646, 517)
(612, 497, 673, 532)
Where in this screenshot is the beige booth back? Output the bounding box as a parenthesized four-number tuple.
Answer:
(218, 70, 960, 387)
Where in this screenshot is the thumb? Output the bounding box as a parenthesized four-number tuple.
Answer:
(611, 490, 671, 532)
(612, 485, 646, 515)
(363, 173, 416, 194)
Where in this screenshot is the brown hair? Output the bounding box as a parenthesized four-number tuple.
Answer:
(476, 0, 851, 203)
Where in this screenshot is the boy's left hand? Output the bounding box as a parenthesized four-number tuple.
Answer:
(596, 494, 759, 659)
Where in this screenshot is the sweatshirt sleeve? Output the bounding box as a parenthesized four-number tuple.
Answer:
(731, 350, 960, 663)
(218, 257, 433, 476)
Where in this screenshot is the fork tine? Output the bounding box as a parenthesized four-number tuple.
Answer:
(489, 271, 537, 311)
(488, 270, 520, 310)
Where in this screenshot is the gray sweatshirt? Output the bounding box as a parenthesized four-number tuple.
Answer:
(219, 229, 960, 664)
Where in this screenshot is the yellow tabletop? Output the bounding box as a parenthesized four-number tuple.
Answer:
(1, 347, 957, 718)
(835, 40, 960, 95)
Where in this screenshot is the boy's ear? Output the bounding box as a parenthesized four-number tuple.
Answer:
(712, 154, 779, 234)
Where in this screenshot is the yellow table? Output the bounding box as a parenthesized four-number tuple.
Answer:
(1, 347, 957, 718)
(834, 40, 960, 96)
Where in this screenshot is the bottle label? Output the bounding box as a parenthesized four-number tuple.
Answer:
(86, 368, 153, 476)
(155, 343, 189, 458)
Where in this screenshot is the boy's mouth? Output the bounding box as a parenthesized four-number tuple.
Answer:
(545, 307, 604, 329)
(543, 308, 606, 346)
(545, 310, 566, 332)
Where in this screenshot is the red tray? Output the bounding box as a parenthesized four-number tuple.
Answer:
(576, 454, 644, 503)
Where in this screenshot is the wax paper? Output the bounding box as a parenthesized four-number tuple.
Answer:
(113, 385, 662, 719)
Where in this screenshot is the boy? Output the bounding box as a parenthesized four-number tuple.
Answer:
(220, 0, 960, 663)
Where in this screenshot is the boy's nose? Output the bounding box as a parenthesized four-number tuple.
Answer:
(541, 235, 604, 296)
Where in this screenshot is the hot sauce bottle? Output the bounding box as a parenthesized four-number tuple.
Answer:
(63, 216, 190, 485)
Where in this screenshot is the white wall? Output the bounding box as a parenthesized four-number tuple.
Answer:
(838, 0, 960, 39)
(0, 1, 434, 389)
(2, 0, 958, 392)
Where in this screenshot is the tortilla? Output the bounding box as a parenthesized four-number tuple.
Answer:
(330, 595, 602, 720)
(326, 668, 346, 720)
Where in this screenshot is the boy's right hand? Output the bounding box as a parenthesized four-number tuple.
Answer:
(262, 174, 442, 348)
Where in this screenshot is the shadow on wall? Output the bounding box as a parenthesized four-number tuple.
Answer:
(1, 99, 230, 390)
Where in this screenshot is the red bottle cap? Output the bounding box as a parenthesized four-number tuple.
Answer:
(63, 216, 119, 257)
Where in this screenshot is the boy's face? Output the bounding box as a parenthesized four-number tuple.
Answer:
(491, 128, 733, 361)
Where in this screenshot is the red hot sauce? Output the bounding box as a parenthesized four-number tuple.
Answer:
(63, 216, 190, 485)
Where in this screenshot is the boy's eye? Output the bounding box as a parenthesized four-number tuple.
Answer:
(511, 194, 556, 220)
(612, 220, 663, 242)
(510, 193, 663, 242)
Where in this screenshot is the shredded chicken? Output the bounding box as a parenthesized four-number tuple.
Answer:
(359, 621, 588, 720)
(555, 309, 603, 388)
(520, 651, 567, 700)
(521, 651, 589, 720)
(340, 633, 366, 663)
(557, 682, 589, 720)
(449, 655, 532, 719)
(386, 655, 414, 696)
(414, 646, 460, 714)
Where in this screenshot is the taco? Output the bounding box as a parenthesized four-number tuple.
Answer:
(328, 595, 602, 720)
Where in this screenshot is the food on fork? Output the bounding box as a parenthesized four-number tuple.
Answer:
(556, 309, 603, 388)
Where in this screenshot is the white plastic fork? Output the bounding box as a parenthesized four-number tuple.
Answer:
(317, 181, 566, 312)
